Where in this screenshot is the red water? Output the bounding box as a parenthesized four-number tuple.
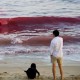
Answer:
(0, 17, 80, 32)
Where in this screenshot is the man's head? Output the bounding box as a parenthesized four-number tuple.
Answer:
(53, 30, 59, 37)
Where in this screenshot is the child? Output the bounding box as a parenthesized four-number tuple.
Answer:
(24, 63, 40, 79)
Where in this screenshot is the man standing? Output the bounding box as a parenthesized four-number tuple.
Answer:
(50, 30, 63, 80)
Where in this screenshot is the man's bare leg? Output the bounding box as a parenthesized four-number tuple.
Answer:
(57, 60, 64, 80)
(52, 63, 56, 80)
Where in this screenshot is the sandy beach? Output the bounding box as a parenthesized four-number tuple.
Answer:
(0, 57, 80, 80)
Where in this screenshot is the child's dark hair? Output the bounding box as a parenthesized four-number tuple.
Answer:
(31, 63, 36, 69)
(53, 30, 59, 37)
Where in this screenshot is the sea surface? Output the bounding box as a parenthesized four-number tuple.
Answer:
(0, 0, 80, 17)
(0, 0, 80, 64)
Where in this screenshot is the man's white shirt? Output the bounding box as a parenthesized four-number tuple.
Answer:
(50, 36, 63, 58)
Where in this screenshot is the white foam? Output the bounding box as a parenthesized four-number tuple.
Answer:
(64, 54, 80, 61)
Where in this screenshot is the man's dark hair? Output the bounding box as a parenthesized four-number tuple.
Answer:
(53, 30, 59, 37)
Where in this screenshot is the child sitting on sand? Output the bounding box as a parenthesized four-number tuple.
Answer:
(24, 63, 40, 79)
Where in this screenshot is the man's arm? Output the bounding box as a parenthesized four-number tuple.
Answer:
(50, 41, 55, 63)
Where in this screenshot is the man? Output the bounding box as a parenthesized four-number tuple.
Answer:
(50, 30, 63, 80)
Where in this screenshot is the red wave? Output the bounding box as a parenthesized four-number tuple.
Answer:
(0, 17, 80, 25)
(0, 16, 80, 33)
